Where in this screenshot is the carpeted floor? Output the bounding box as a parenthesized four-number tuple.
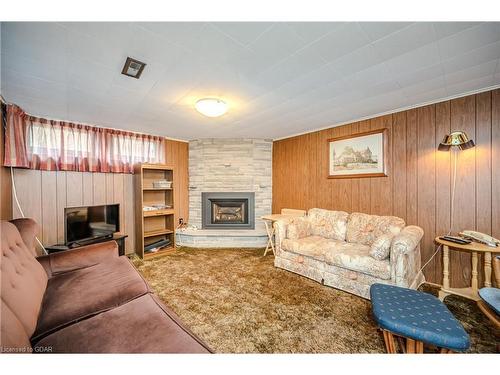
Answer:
(132, 247, 499, 353)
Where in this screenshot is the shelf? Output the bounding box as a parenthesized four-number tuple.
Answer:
(143, 209, 174, 217)
(144, 246, 175, 258)
(143, 187, 173, 191)
(143, 228, 174, 238)
(142, 164, 174, 171)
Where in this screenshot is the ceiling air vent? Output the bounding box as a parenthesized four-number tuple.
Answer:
(121, 57, 146, 79)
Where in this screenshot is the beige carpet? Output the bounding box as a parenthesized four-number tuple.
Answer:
(132, 247, 498, 353)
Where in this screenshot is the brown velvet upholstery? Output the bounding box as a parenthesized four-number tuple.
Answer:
(1, 218, 212, 353)
(37, 240, 119, 277)
(33, 294, 211, 353)
(10, 218, 39, 256)
(32, 257, 150, 340)
(0, 221, 48, 339)
(1, 301, 32, 353)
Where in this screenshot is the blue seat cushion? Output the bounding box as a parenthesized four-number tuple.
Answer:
(370, 283, 470, 351)
(479, 287, 500, 315)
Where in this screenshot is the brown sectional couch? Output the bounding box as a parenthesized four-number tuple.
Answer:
(0, 218, 211, 353)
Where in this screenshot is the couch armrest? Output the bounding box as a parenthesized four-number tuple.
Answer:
(390, 226, 424, 287)
(392, 226, 424, 255)
(9, 218, 39, 256)
(273, 219, 290, 254)
(36, 240, 119, 277)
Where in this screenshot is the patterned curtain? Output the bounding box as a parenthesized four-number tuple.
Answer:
(3, 104, 165, 173)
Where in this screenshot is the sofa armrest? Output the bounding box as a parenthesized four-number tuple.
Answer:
(390, 226, 424, 287)
(9, 218, 39, 256)
(36, 240, 119, 277)
(273, 219, 290, 254)
(392, 226, 424, 255)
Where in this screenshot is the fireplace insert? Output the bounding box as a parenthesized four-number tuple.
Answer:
(202, 192, 255, 229)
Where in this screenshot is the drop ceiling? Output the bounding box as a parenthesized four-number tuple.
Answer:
(1, 22, 499, 140)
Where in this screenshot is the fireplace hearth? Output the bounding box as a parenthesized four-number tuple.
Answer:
(202, 192, 255, 229)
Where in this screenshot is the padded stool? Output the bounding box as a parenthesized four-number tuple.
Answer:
(370, 283, 470, 353)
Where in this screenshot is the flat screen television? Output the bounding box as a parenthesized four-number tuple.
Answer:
(65, 204, 119, 246)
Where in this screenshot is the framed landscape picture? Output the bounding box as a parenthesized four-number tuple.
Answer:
(327, 128, 388, 179)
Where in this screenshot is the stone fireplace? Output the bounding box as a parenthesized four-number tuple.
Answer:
(202, 192, 255, 229)
(176, 138, 272, 248)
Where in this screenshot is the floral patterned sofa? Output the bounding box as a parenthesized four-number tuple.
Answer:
(273, 208, 425, 299)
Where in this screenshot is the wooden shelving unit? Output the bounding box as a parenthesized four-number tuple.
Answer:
(134, 163, 176, 259)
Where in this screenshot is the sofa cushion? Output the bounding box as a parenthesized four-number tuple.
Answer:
(1, 221, 48, 339)
(308, 208, 349, 241)
(287, 217, 312, 240)
(346, 212, 405, 246)
(282, 236, 331, 260)
(33, 294, 211, 353)
(323, 242, 391, 280)
(33, 256, 149, 340)
(369, 234, 394, 260)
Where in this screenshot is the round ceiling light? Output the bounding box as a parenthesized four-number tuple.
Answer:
(195, 98, 228, 117)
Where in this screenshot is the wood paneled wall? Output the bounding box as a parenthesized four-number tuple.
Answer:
(165, 139, 189, 227)
(11, 170, 136, 255)
(8, 139, 189, 255)
(1, 106, 13, 221)
(273, 89, 500, 286)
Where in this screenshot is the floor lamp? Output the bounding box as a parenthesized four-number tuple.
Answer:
(438, 131, 475, 235)
(418, 131, 475, 276)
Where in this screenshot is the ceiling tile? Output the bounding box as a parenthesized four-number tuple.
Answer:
(306, 23, 371, 63)
(433, 22, 483, 39)
(329, 44, 384, 77)
(371, 22, 437, 60)
(253, 46, 327, 91)
(384, 43, 441, 77)
(288, 22, 344, 43)
(357, 22, 412, 42)
(445, 60, 498, 87)
(438, 23, 500, 61)
(210, 22, 274, 46)
(441, 40, 500, 75)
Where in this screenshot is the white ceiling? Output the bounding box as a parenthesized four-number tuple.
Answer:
(1, 22, 500, 140)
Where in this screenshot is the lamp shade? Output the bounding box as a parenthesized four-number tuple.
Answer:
(438, 131, 475, 151)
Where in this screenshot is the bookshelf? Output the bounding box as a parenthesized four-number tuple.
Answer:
(134, 163, 176, 259)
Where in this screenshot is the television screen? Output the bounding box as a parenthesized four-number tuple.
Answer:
(65, 204, 119, 245)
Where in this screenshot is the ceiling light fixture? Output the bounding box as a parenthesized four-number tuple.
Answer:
(195, 98, 228, 117)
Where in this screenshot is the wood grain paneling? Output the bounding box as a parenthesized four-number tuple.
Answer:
(273, 89, 500, 286)
(0, 108, 13, 220)
(492, 90, 500, 240)
(165, 139, 189, 227)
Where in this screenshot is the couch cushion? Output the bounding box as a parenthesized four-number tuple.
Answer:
(346, 212, 405, 246)
(1, 221, 48, 340)
(369, 233, 394, 260)
(323, 241, 391, 280)
(282, 236, 331, 260)
(308, 208, 349, 241)
(33, 294, 211, 353)
(33, 256, 149, 340)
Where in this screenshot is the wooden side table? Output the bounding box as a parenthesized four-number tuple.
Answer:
(261, 214, 300, 256)
(435, 237, 500, 301)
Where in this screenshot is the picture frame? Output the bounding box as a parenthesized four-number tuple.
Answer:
(327, 128, 388, 179)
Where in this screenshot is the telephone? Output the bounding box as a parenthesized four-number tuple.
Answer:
(459, 230, 500, 248)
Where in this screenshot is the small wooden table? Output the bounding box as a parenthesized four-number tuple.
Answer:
(261, 214, 299, 256)
(435, 237, 500, 301)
